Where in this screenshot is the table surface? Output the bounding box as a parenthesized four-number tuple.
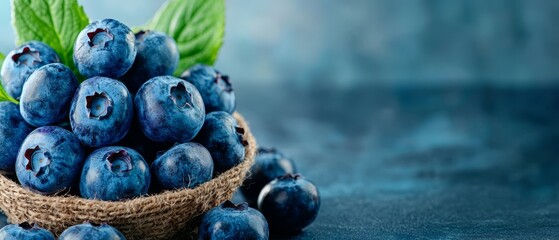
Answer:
(235, 85, 559, 240)
(2, 85, 559, 239)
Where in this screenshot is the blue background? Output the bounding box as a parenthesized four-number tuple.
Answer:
(2, 0, 559, 87)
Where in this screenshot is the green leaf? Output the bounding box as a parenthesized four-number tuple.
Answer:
(0, 87, 18, 104)
(11, 0, 89, 77)
(145, 0, 225, 75)
(0, 52, 4, 66)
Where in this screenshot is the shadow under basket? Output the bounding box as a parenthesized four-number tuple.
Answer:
(0, 112, 256, 240)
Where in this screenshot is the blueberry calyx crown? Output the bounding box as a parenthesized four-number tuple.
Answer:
(12, 47, 42, 67)
(105, 150, 133, 174)
(87, 28, 114, 48)
(235, 126, 249, 146)
(222, 200, 249, 211)
(18, 222, 34, 230)
(170, 82, 193, 109)
(24, 146, 51, 177)
(86, 92, 113, 119)
(215, 72, 233, 93)
(135, 30, 150, 41)
(277, 173, 302, 181)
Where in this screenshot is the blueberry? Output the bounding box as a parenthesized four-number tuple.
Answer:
(80, 146, 150, 201)
(181, 64, 235, 113)
(241, 147, 297, 206)
(199, 201, 269, 240)
(59, 222, 125, 240)
(0, 102, 34, 171)
(0, 41, 60, 99)
(257, 174, 320, 232)
(0, 222, 55, 240)
(195, 111, 247, 174)
(73, 18, 136, 78)
(70, 76, 133, 147)
(122, 30, 179, 94)
(117, 118, 173, 163)
(19, 63, 78, 127)
(16, 126, 85, 195)
(151, 142, 213, 191)
(135, 76, 205, 143)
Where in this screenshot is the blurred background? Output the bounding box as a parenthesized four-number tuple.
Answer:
(2, 1, 559, 238)
(2, 0, 559, 87)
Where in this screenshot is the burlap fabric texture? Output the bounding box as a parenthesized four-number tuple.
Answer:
(0, 112, 256, 239)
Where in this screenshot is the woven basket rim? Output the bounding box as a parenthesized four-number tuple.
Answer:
(0, 112, 256, 239)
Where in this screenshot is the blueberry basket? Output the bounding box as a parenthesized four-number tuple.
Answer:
(0, 112, 256, 239)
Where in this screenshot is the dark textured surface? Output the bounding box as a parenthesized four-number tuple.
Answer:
(233, 85, 559, 239)
(2, 86, 559, 239)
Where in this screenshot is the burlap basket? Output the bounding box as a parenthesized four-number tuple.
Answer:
(0, 112, 256, 239)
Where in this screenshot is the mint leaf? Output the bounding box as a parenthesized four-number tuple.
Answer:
(11, 0, 89, 77)
(145, 0, 225, 75)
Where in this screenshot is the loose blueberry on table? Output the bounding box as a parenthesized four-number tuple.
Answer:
(195, 111, 248, 174)
(0, 41, 60, 99)
(70, 76, 133, 147)
(151, 142, 214, 191)
(16, 126, 85, 195)
(19, 63, 79, 127)
(73, 18, 136, 78)
(0, 222, 55, 240)
(122, 30, 179, 94)
(80, 146, 150, 201)
(0, 102, 34, 171)
(241, 147, 297, 205)
(59, 222, 126, 240)
(199, 200, 269, 240)
(181, 64, 236, 114)
(258, 173, 321, 233)
(135, 76, 205, 143)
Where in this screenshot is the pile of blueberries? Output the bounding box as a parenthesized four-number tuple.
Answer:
(0, 18, 319, 239)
